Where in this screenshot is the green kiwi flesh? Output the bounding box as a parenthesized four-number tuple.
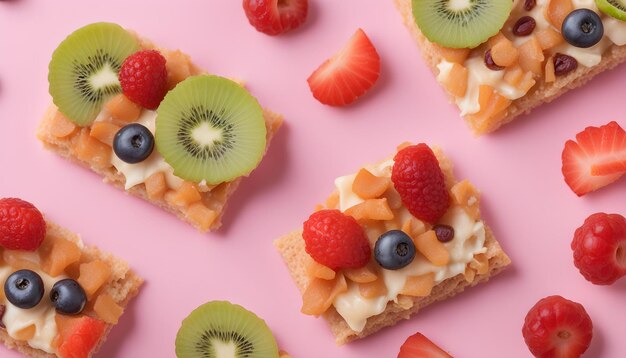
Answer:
(596, 0, 626, 21)
(155, 75, 266, 185)
(412, 0, 513, 48)
(48, 22, 139, 126)
(175, 301, 279, 358)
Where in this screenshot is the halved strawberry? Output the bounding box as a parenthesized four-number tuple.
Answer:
(562, 121, 626, 196)
(243, 0, 308, 35)
(307, 29, 381, 106)
(398, 332, 452, 358)
(56, 315, 106, 358)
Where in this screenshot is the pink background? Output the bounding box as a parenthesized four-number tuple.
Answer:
(1, 0, 625, 357)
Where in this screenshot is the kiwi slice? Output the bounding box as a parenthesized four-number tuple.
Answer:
(597, 0, 626, 21)
(175, 301, 279, 358)
(155, 75, 266, 185)
(412, 0, 512, 48)
(48, 22, 139, 126)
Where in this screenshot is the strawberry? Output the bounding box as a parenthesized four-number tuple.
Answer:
(56, 315, 106, 358)
(0, 198, 46, 251)
(572, 212, 626, 285)
(398, 332, 452, 358)
(562, 121, 626, 196)
(307, 28, 381, 106)
(522, 295, 593, 358)
(243, 0, 308, 35)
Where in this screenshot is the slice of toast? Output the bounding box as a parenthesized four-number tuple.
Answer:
(274, 146, 511, 344)
(0, 221, 143, 357)
(395, 0, 626, 135)
(37, 32, 283, 232)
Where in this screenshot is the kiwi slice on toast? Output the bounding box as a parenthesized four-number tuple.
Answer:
(175, 301, 279, 358)
(155, 75, 266, 185)
(48, 22, 139, 126)
(597, 0, 626, 21)
(412, 0, 512, 48)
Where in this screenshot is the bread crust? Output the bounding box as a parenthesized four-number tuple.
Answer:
(0, 221, 143, 357)
(394, 0, 626, 134)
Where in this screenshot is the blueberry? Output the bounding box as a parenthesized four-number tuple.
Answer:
(562, 9, 604, 48)
(374, 230, 416, 270)
(113, 123, 155, 164)
(4, 270, 44, 309)
(50, 279, 86, 315)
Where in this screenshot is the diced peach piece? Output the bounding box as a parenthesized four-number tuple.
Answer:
(519, 72, 537, 93)
(450, 179, 481, 220)
(464, 266, 476, 283)
(491, 39, 519, 67)
(396, 295, 414, 309)
(504, 66, 524, 87)
(72, 128, 112, 169)
(414, 230, 450, 266)
(325, 192, 340, 209)
(40, 236, 82, 277)
(167, 182, 202, 208)
(93, 293, 123, 324)
(468, 86, 512, 134)
(344, 264, 377, 283)
(401, 219, 428, 239)
(518, 36, 545, 77)
(359, 276, 388, 299)
(399, 273, 435, 297)
(104, 94, 141, 123)
(186, 202, 218, 231)
(436, 45, 471, 64)
(13, 325, 36, 341)
(486, 32, 507, 49)
(306, 259, 336, 281)
(3, 250, 40, 271)
(165, 50, 193, 89)
(50, 111, 77, 138)
(145, 172, 167, 200)
(545, 56, 556, 83)
(352, 169, 390, 200)
(89, 121, 120, 147)
(535, 28, 564, 50)
(345, 198, 394, 221)
(383, 188, 402, 210)
(442, 63, 468, 98)
(546, 0, 574, 30)
(301, 274, 347, 316)
(78, 260, 111, 297)
(470, 253, 490, 275)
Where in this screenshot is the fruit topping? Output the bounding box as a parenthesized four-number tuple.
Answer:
(436, 45, 471, 64)
(374, 230, 416, 270)
(562, 9, 604, 48)
(175, 301, 279, 358)
(93, 293, 123, 324)
(490, 39, 520, 68)
(561, 121, 626, 196)
(104, 94, 142, 123)
(50, 111, 78, 138)
(522, 295, 593, 358)
(572, 213, 626, 285)
(554, 53, 579, 76)
(77, 260, 111, 298)
(344, 264, 377, 283)
(352, 168, 390, 199)
(113, 123, 155, 164)
(167, 182, 202, 207)
(433, 224, 454, 243)
(412, 0, 512, 48)
(145, 172, 167, 200)
(4, 269, 44, 309)
(56, 315, 106, 358)
(307, 28, 381, 106)
(398, 332, 452, 358)
(513, 16, 537, 37)
(119, 50, 168, 109)
(441, 63, 469, 97)
(39, 235, 81, 277)
(359, 275, 388, 298)
(546, 0, 574, 29)
(302, 210, 371, 270)
(14, 325, 36, 341)
(50, 279, 87, 315)
(536, 28, 565, 50)
(415, 230, 450, 266)
(242, 0, 308, 35)
(156, 75, 267, 184)
(164, 50, 194, 89)
(186, 202, 218, 231)
(344, 198, 394, 221)
(518, 36, 545, 77)
(48, 23, 140, 126)
(90, 121, 121, 147)
(596, 0, 626, 21)
(301, 274, 348, 315)
(392, 144, 450, 223)
(484, 50, 504, 71)
(0, 198, 46, 251)
(72, 128, 113, 169)
(399, 273, 435, 297)
(306, 259, 336, 280)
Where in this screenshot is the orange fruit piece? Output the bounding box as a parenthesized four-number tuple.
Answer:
(535, 28, 564, 50)
(301, 274, 348, 316)
(325, 192, 340, 209)
(167, 182, 202, 208)
(504, 66, 524, 87)
(56, 315, 106, 358)
(89, 121, 120, 147)
(491, 39, 519, 67)
(186, 202, 218, 231)
(50, 111, 77, 138)
(344, 264, 377, 283)
(352, 168, 390, 200)
(450, 179, 481, 220)
(545, 56, 556, 83)
(3, 250, 40, 271)
(13, 325, 36, 341)
(165, 50, 193, 90)
(518, 36, 545, 77)
(40, 236, 82, 277)
(464, 266, 476, 283)
(436, 45, 470, 64)
(359, 275, 387, 298)
(93, 293, 123, 324)
(77, 260, 111, 297)
(72, 128, 112, 169)
(486, 32, 508, 48)
(414, 230, 450, 266)
(470, 253, 490, 275)
(399, 273, 435, 297)
(345, 198, 394, 221)
(306, 259, 336, 280)
(145, 172, 167, 200)
(441, 63, 468, 98)
(104, 94, 141, 123)
(468, 85, 512, 134)
(546, 0, 574, 29)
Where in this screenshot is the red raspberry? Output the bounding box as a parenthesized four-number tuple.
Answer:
(119, 50, 168, 110)
(522, 295, 593, 358)
(391, 144, 450, 223)
(571, 213, 626, 285)
(0, 198, 46, 251)
(243, 0, 308, 36)
(302, 210, 371, 270)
